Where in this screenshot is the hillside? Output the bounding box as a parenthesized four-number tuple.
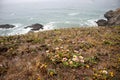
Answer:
(0, 26, 120, 80)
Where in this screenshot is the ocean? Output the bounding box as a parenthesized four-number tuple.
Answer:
(0, 2, 119, 36)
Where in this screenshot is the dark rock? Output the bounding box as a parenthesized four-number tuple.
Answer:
(104, 10, 114, 20)
(96, 8, 120, 26)
(25, 23, 44, 31)
(96, 19, 108, 26)
(0, 24, 15, 29)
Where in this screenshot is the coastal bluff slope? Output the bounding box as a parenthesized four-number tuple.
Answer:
(0, 26, 120, 80)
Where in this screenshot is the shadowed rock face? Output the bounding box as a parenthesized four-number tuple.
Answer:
(97, 8, 120, 26)
(0, 24, 15, 29)
(96, 19, 108, 26)
(104, 10, 114, 20)
(25, 23, 44, 31)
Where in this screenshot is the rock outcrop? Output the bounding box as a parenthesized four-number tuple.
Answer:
(96, 19, 108, 26)
(25, 23, 44, 31)
(96, 8, 120, 26)
(0, 24, 15, 29)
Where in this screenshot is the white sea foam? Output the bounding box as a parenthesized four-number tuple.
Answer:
(13, 23, 22, 28)
(43, 22, 55, 30)
(68, 13, 79, 16)
(1, 23, 31, 36)
(86, 19, 98, 26)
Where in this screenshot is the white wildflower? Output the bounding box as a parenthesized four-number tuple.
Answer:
(102, 70, 108, 74)
(80, 59, 84, 63)
(62, 57, 68, 62)
(79, 56, 84, 60)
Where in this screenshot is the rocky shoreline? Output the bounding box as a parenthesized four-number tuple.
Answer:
(0, 23, 44, 31)
(0, 8, 120, 34)
(0, 24, 15, 29)
(96, 8, 120, 26)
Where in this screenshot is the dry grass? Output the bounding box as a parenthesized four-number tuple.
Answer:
(0, 26, 120, 80)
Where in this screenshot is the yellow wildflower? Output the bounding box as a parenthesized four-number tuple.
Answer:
(94, 73, 98, 77)
(49, 71, 54, 76)
(110, 72, 114, 77)
(37, 77, 41, 80)
(72, 55, 76, 58)
(86, 65, 90, 68)
(40, 64, 47, 69)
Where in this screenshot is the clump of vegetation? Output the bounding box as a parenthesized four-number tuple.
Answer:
(47, 50, 85, 67)
(93, 68, 115, 80)
(0, 26, 120, 80)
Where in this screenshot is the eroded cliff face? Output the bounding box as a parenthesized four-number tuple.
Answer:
(97, 8, 120, 26)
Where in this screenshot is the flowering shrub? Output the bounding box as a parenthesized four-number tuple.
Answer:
(93, 68, 114, 79)
(46, 49, 85, 68)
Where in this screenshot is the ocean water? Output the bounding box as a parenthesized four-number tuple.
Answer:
(0, 3, 118, 36)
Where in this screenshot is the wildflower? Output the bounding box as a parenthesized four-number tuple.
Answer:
(55, 47, 59, 50)
(93, 68, 96, 71)
(86, 65, 90, 68)
(66, 49, 70, 52)
(49, 71, 54, 76)
(46, 50, 50, 53)
(51, 58, 55, 62)
(54, 54, 59, 58)
(101, 70, 108, 74)
(73, 55, 77, 58)
(59, 39, 63, 41)
(72, 41, 75, 44)
(94, 73, 98, 77)
(40, 64, 47, 69)
(61, 49, 64, 52)
(79, 56, 84, 60)
(62, 57, 68, 62)
(37, 77, 41, 80)
(69, 60, 73, 65)
(74, 50, 79, 53)
(60, 46, 63, 49)
(80, 59, 84, 63)
(72, 57, 79, 62)
(48, 69, 57, 76)
(47, 44, 50, 46)
(110, 72, 114, 77)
